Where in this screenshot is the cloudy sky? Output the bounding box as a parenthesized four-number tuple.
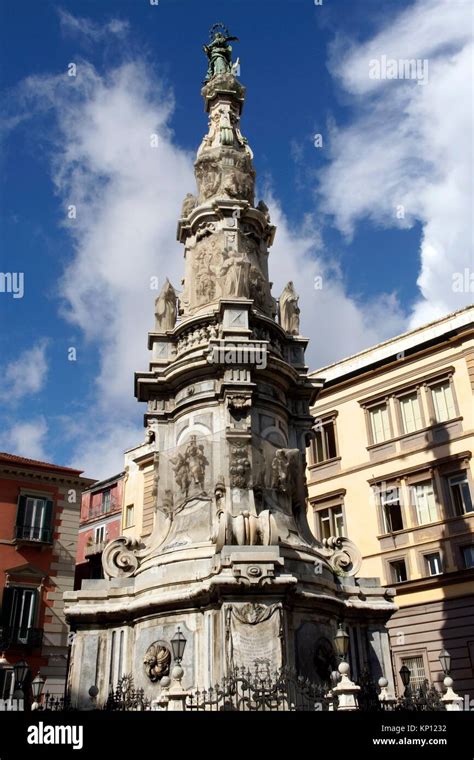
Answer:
(0, 0, 472, 478)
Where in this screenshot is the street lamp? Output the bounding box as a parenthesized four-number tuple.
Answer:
(439, 649, 451, 676)
(13, 660, 29, 701)
(31, 673, 46, 710)
(334, 623, 350, 661)
(171, 627, 187, 664)
(437, 650, 462, 711)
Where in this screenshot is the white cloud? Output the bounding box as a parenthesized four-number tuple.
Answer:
(0, 418, 49, 461)
(267, 198, 405, 368)
(58, 9, 129, 41)
(8, 57, 194, 477)
(66, 419, 143, 479)
(0, 340, 49, 402)
(320, 0, 473, 328)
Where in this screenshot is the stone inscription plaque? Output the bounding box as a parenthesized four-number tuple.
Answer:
(226, 603, 282, 673)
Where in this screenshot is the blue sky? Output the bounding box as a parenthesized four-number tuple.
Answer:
(0, 0, 472, 478)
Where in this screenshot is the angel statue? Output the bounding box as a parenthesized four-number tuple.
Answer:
(203, 23, 238, 82)
(154, 279, 177, 333)
(279, 281, 300, 335)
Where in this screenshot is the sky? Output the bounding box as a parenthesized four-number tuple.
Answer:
(0, 0, 472, 479)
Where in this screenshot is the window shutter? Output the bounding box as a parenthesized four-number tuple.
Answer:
(432, 382, 454, 422)
(432, 385, 442, 420)
(445, 384, 455, 419)
(0, 587, 14, 625)
(15, 495, 27, 536)
(401, 397, 414, 432)
(401, 394, 422, 433)
(370, 408, 383, 443)
(43, 499, 54, 542)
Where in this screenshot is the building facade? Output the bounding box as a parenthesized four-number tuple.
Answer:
(307, 307, 474, 699)
(74, 474, 123, 590)
(0, 453, 92, 699)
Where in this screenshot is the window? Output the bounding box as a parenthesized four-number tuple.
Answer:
(94, 525, 106, 544)
(448, 474, 473, 515)
(425, 552, 442, 576)
(401, 655, 426, 691)
(316, 506, 345, 540)
(311, 420, 337, 463)
(125, 504, 135, 528)
(15, 495, 53, 543)
(102, 490, 111, 514)
(431, 381, 455, 423)
(411, 481, 438, 525)
(399, 392, 422, 434)
(380, 486, 404, 532)
(389, 559, 408, 583)
(1, 587, 38, 644)
(461, 545, 474, 569)
(369, 403, 391, 444)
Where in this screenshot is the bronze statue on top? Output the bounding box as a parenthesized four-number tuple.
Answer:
(203, 23, 238, 82)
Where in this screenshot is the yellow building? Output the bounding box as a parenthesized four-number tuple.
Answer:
(307, 306, 474, 699)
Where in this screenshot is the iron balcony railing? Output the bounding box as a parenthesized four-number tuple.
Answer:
(0, 625, 44, 649)
(88, 498, 119, 519)
(14, 524, 52, 543)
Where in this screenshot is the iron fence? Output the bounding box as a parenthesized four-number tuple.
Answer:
(186, 666, 336, 712)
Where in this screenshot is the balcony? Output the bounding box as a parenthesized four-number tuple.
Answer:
(84, 540, 106, 558)
(87, 498, 119, 519)
(0, 626, 44, 650)
(14, 525, 52, 545)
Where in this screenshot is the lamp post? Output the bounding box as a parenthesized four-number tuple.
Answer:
(439, 649, 451, 676)
(334, 623, 350, 662)
(167, 627, 189, 712)
(171, 627, 187, 665)
(438, 649, 463, 711)
(12, 660, 29, 704)
(330, 623, 360, 711)
(378, 676, 397, 709)
(31, 673, 46, 711)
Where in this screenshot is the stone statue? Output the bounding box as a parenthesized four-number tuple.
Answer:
(154, 279, 177, 333)
(279, 281, 300, 335)
(181, 193, 197, 218)
(170, 452, 191, 497)
(185, 435, 208, 490)
(271, 449, 290, 492)
(203, 24, 238, 82)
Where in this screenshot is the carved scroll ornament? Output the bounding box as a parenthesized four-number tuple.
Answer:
(102, 536, 140, 579)
(323, 536, 362, 577)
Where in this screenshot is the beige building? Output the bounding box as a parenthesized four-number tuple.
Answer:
(307, 306, 474, 699)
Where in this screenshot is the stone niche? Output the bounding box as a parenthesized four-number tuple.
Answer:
(295, 620, 338, 685)
(133, 620, 195, 698)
